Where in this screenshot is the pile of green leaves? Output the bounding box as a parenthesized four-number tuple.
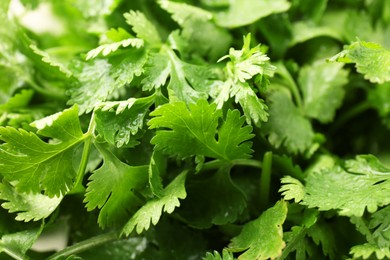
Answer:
(1, 0, 389, 259)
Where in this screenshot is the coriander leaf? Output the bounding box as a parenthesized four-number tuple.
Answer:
(18, 33, 72, 81)
(68, 59, 117, 114)
(85, 38, 143, 60)
(329, 41, 390, 84)
(213, 34, 274, 126)
(289, 21, 342, 47)
(218, 34, 275, 84)
(203, 249, 234, 260)
(345, 154, 390, 175)
(301, 161, 390, 216)
(0, 181, 62, 222)
(95, 95, 155, 147)
(158, 0, 213, 25)
(370, 206, 390, 248)
(159, 0, 230, 60)
(0, 106, 84, 196)
(165, 48, 209, 104)
(279, 176, 305, 203)
(141, 53, 170, 91)
(141, 50, 212, 104)
(212, 0, 291, 28)
(124, 10, 161, 45)
(262, 90, 315, 154)
(299, 61, 348, 123)
(84, 144, 148, 228)
(229, 200, 287, 260)
(0, 224, 44, 258)
(177, 167, 247, 228)
(122, 171, 187, 235)
(0, 89, 34, 111)
(69, 52, 147, 114)
(148, 99, 254, 161)
(350, 243, 390, 260)
(232, 82, 268, 126)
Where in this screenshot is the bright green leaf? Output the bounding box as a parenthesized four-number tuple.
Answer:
(262, 90, 315, 154)
(213, 0, 290, 28)
(0, 181, 63, 222)
(95, 95, 155, 147)
(148, 99, 254, 161)
(229, 200, 287, 260)
(122, 171, 187, 235)
(301, 160, 390, 216)
(279, 176, 305, 203)
(329, 41, 390, 84)
(0, 106, 84, 196)
(84, 144, 148, 228)
(350, 243, 390, 260)
(299, 61, 348, 123)
(124, 10, 161, 45)
(203, 249, 234, 260)
(85, 38, 143, 60)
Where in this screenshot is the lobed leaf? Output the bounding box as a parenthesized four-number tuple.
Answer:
(149, 99, 254, 161)
(229, 200, 288, 260)
(329, 41, 390, 84)
(0, 181, 63, 222)
(122, 171, 187, 235)
(84, 144, 148, 228)
(0, 106, 84, 196)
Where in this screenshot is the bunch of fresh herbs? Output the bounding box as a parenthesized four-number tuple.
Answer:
(0, 0, 389, 259)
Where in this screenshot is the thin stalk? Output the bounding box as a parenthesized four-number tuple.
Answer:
(260, 151, 272, 210)
(201, 159, 262, 172)
(47, 232, 118, 260)
(72, 112, 96, 193)
(1, 248, 30, 260)
(330, 101, 371, 133)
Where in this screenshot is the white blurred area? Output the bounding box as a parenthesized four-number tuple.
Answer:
(9, 0, 65, 35)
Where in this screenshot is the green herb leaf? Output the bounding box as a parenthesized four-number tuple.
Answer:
(0, 106, 84, 196)
(229, 200, 288, 260)
(149, 99, 254, 161)
(0, 181, 62, 221)
(95, 95, 155, 147)
(84, 144, 148, 228)
(299, 61, 348, 123)
(213, 0, 291, 28)
(329, 41, 390, 84)
(262, 90, 315, 154)
(122, 170, 187, 235)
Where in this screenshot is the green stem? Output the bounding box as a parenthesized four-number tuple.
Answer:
(278, 228, 307, 260)
(1, 248, 30, 260)
(260, 151, 272, 210)
(201, 159, 262, 172)
(72, 112, 96, 193)
(330, 101, 371, 133)
(47, 232, 118, 260)
(275, 63, 303, 109)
